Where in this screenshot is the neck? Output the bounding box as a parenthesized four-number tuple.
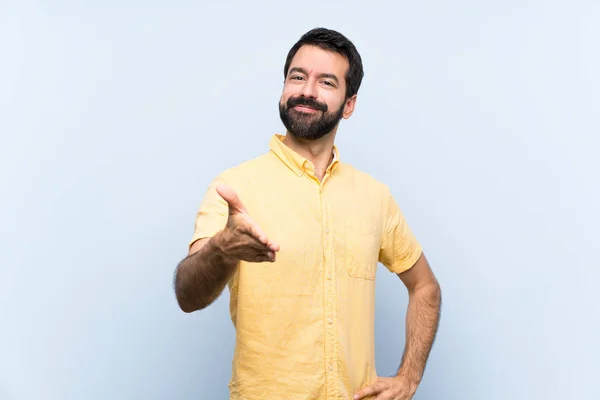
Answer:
(283, 131, 336, 180)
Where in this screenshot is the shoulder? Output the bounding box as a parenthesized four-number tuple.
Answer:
(337, 161, 392, 197)
(214, 151, 274, 183)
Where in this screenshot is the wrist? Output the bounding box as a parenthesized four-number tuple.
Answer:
(396, 367, 421, 386)
(394, 372, 420, 397)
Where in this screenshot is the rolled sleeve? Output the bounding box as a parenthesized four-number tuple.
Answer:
(379, 190, 423, 274)
(188, 176, 229, 250)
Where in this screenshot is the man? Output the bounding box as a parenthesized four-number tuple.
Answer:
(174, 27, 442, 400)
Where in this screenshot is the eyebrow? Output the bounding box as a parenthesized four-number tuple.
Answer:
(289, 67, 339, 85)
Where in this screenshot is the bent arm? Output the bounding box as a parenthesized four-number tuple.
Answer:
(173, 233, 239, 313)
(396, 252, 442, 384)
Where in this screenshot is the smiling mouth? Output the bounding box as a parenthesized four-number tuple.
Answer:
(292, 105, 320, 113)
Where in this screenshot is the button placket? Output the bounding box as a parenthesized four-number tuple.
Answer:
(320, 185, 338, 397)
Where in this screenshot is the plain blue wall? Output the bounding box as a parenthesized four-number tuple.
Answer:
(1, 1, 599, 399)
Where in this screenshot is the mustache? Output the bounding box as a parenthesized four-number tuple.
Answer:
(287, 96, 328, 112)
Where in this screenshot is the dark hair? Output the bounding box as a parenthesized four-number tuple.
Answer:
(283, 27, 364, 99)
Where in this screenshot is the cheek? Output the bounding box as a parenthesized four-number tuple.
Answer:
(280, 89, 293, 104)
(324, 95, 344, 111)
(282, 86, 298, 99)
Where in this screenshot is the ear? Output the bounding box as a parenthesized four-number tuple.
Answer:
(342, 94, 357, 119)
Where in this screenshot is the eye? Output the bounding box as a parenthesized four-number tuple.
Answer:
(322, 80, 335, 87)
(290, 75, 304, 81)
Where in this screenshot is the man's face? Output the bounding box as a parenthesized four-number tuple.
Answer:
(279, 45, 356, 140)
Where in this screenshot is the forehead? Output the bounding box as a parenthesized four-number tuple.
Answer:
(288, 45, 349, 79)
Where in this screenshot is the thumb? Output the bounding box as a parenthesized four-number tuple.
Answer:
(216, 184, 247, 215)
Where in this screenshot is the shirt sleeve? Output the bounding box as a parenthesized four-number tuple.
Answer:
(379, 189, 423, 274)
(188, 175, 229, 250)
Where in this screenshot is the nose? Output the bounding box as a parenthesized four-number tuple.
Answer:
(299, 78, 317, 98)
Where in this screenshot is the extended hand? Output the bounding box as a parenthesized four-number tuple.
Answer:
(353, 376, 417, 400)
(212, 184, 279, 263)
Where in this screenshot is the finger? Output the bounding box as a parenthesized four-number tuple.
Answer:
(374, 391, 393, 400)
(236, 230, 275, 256)
(354, 382, 387, 399)
(242, 218, 270, 245)
(242, 250, 276, 264)
(238, 233, 270, 253)
(216, 184, 247, 215)
(237, 249, 269, 263)
(239, 215, 279, 250)
(254, 254, 272, 263)
(256, 255, 270, 262)
(266, 239, 280, 252)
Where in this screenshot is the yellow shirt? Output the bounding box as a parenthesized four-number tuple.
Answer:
(189, 134, 422, 399)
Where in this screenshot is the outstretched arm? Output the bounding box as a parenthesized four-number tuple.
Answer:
(174, 184, 279, 313)
(174, 236, 239, 313)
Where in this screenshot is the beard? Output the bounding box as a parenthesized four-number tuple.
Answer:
(279, 96, 345, 140)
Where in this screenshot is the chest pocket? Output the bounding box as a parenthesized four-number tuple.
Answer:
(344, 215, 381, 280)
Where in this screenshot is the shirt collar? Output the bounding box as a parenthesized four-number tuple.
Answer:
(269, 134, 340, 177)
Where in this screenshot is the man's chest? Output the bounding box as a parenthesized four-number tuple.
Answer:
(237, 180, 386, 282)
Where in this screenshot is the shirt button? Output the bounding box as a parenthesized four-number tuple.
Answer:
(327, 317, 333, 324)
(327, 274, 332, 280)
(325, 228, 329, 234)
(329, 364, 334, 371)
